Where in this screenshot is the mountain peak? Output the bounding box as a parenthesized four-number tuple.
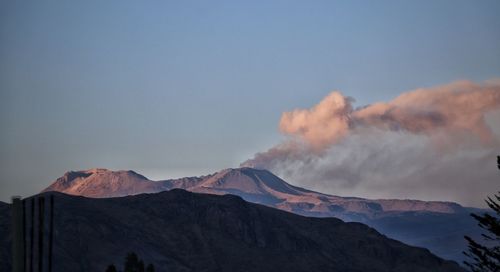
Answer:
(194, 167, 307, 197)
(40, 167, 471, 264)
(43, 168, 168, 198)
(42, 167, 465, 215)
(86, 167, 109, 173)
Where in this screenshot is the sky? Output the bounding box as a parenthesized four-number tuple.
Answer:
(1, 0, 499, 206)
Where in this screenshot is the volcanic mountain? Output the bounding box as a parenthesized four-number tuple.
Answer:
(43, 167, 464, 217)
(42, 168, 168, 198)
(42, 167, 481, 263)
(1, 190, 464, 272)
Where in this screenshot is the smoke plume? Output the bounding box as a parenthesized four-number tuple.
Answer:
(242, 79, 500, 207)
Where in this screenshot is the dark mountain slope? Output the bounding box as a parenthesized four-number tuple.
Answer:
(40, 167, 481, 264)
(369, 211, 480, 262)
(1, 190, 464, 272)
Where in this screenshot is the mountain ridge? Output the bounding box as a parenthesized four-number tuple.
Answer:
(41, 167, 481, 264)
(43, 167, 466, 216)
(0, 190, 465, 272)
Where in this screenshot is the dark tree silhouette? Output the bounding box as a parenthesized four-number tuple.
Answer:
(463, 156, 500, 271)
(146, 264, 155, 272)
(124, 252, 140, 272)
(138, 259, 145, 272)
(105, 252, 155, 272)
(105, 264, 118, 272)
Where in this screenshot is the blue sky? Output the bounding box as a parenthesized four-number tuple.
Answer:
(1, 0, 500, 202)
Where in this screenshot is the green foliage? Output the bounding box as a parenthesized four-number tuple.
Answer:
(105, 252, 155, 272)
(464, 193, 500, 271)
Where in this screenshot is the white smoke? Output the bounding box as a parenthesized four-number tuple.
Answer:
(242, 79, 500, 207)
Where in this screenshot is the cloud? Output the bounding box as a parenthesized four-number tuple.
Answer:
(242, 79, 500, 207)
(352, 80, 500, 144)
(279, 92, 353, 151)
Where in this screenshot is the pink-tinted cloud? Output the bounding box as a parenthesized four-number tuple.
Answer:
(353, 80, 500, 144)
(242, 79, 500, 207)
(277, 80, 500, 151)
(279, 92, 353, 151)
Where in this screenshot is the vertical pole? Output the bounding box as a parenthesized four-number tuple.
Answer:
(38, 197, 45, 272)
(23, 200, 27, 272)
(11, 196, 25, 272)
(29, 199, 34, 272)
(47, 196, 54, 272)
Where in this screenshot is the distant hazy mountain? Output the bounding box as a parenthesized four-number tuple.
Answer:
(43, 167, 464, 217)
(42, 167, 481, 263)
(0, 190, 464, 272)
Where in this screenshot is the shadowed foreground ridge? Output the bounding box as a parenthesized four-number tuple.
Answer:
(41, 167, 481, 263)
(1, 190, 463, 272)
